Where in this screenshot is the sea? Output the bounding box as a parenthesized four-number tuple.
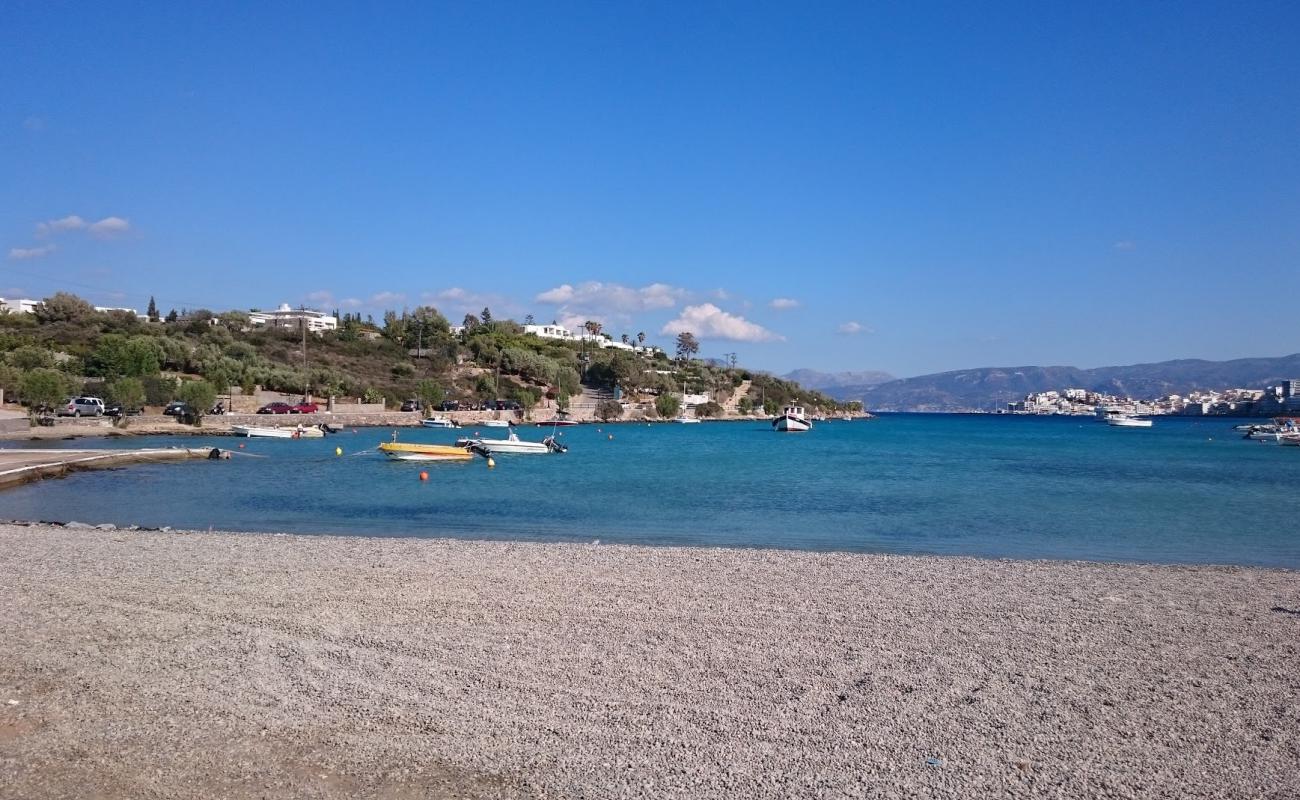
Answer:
(2, 414, 1298, 567)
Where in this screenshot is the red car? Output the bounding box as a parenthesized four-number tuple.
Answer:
(257, 402, 295, 414)
(292, 402, 319, 414)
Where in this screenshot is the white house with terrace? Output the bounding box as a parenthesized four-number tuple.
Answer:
(248, 303, 338, 332)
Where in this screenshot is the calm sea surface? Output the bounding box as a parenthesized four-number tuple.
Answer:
(3, 414, 1298, 567)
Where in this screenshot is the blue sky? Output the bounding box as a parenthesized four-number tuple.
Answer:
(3, 2, 1298, 377)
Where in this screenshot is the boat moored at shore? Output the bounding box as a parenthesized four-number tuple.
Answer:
(378, 442, 474, 461)
(232, 424, 325, 438)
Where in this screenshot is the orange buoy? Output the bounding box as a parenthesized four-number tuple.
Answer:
(238, 443, 245, 449)
(419, 471, 429, 481)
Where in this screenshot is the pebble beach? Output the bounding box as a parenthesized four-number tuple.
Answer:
(2, 522, 1297, 799)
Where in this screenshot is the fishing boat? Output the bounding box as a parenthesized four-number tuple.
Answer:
(455, 430, 567, 454)
(1105, 413, 1153, 428)
(378, 442, 474, 461)
(420, 416, 459, 429)
(231, 424, 325, 439)
(773, 405, 812, 432)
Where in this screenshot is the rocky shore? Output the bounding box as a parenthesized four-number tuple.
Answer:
(2, 523, 1296, 799)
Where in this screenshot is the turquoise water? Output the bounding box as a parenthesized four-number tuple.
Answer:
(2, 415, 1298, 567)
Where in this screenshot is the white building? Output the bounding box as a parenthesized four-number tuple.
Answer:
(524, 323, 576, 341)
(0, 297, 39, 314)
(248, 303, 338, 332)
(94, 305, 141, 317)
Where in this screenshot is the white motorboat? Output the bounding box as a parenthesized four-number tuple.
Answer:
(773, 405, 812, 432)
(480, 419, 511, 428)
(231, 424, 324, 438)
(455, 431, 567, 454)
(1105, 413, 1153, 428)
(672, 416, 701, 424)
(420, 416, 459, 429)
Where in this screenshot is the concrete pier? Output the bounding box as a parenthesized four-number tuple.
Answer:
(0, 448, 214, 490)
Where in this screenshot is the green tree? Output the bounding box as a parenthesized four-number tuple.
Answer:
(695, 401, 723, 418)
(146, 295, 159, 322)
(33, 292, 95, 324)
(106, 377, 146, 413)
(555, 389, 570, 411)
(8, 345, 54, 370)
(415, 379, 444, 415)
(595, 399, 623, 422)
(480, 307, 492, 324)
(21, 368, 70, 417)
(674, 331, 699, 363)
(176, 380, 217, 424)
(655, 394, 681, 419)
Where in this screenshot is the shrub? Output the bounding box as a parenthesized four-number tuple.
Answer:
(695, 401, 723, 418)
(655, 394, 681, 419)
(595, 399, 623, 421)
(21, 368, 71, 415)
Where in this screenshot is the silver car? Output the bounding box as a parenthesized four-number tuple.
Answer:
(56, 396, 105, 417)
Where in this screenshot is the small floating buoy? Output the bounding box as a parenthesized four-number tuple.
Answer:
(419, 471, 428, 481)
(486, 457, 496, 469)
(608, 434, 613, 440)
(238, 443, 245, 449)
(335, 447, 343, 456)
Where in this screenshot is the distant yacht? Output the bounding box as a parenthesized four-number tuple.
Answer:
(1105, 412, 1153, 428)
(773, 405, 812, 432)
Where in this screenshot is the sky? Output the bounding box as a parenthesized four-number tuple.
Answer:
(3, 2, 1298, 378)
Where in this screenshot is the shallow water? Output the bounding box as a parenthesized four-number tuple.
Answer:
(3, 415, 1298, 566)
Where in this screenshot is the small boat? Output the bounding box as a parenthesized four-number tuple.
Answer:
(672, 416, 701, 424)
(455, 431, 567, 454)
(378, 442, 474, 461)
(773, 405, 812, 432)
(1105, 413, 1153, 428)
(232, 424, 325, 438)
(536, 412, 579, 427)
(420, 416, 459, 429)
(480, 419, 511, 428)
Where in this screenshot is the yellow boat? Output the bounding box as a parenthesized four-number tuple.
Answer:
(378, 442, 474, 461)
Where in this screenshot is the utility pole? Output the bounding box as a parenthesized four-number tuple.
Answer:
(300, 313, 309, 398)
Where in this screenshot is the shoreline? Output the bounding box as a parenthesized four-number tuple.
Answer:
(2, 522, 1297, 798)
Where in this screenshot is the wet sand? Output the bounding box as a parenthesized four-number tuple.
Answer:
(1, 523, 1297, 799)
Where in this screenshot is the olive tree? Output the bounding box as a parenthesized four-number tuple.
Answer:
(595, 399, 623, 422)
(176, 380, 217, 425)
(21, 368, 70, 417)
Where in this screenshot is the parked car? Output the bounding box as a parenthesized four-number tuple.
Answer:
(104, 403, 144, 417)
(493, 399, 522, 411)
(439, 400, 461, 412)
(291, 402, 318, 414)
(56, 396, 105, 417)
(163, 401, 194, 418)
(400, 399, 421, 412)
(257, 402, 296, 414)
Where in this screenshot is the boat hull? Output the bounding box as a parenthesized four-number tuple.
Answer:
(455, 437, 561, 454)
(420, 417, 459, 429)
(773, 415, 811, 432)
(378, 442, 473, 461)
(1106, 418, 1153, 428)
(480, 420, 510, 428)
(232, 425, 324, 438)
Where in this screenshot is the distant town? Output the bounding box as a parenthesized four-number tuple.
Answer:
(1006, 384, 1300, 418)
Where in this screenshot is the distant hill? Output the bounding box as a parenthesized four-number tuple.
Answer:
(781, 369, 894, 392)
(829, 354, 1300, 411)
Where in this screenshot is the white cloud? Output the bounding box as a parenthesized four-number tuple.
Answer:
(35, 215, 86, 237)
(661, 303, 782, 343)
(769, 297, 799, 310)
(422, 287, 521, 319)
(305, 290, 335, 305)
(34, 214, 131, 239)
(1113, 240, 1135, 251)
(87, 216, 131, 238)
(836, 321, 873, 335)
(368, 291, 407, 307)
(535, 281, 687, 313)
(8, 244, 56, 260)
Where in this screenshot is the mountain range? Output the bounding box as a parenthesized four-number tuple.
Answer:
(803, 354, 1300, 411)
(780, 369, 895, 392)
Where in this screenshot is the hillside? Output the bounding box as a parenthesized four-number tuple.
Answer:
(837, 354, 1300, 411)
